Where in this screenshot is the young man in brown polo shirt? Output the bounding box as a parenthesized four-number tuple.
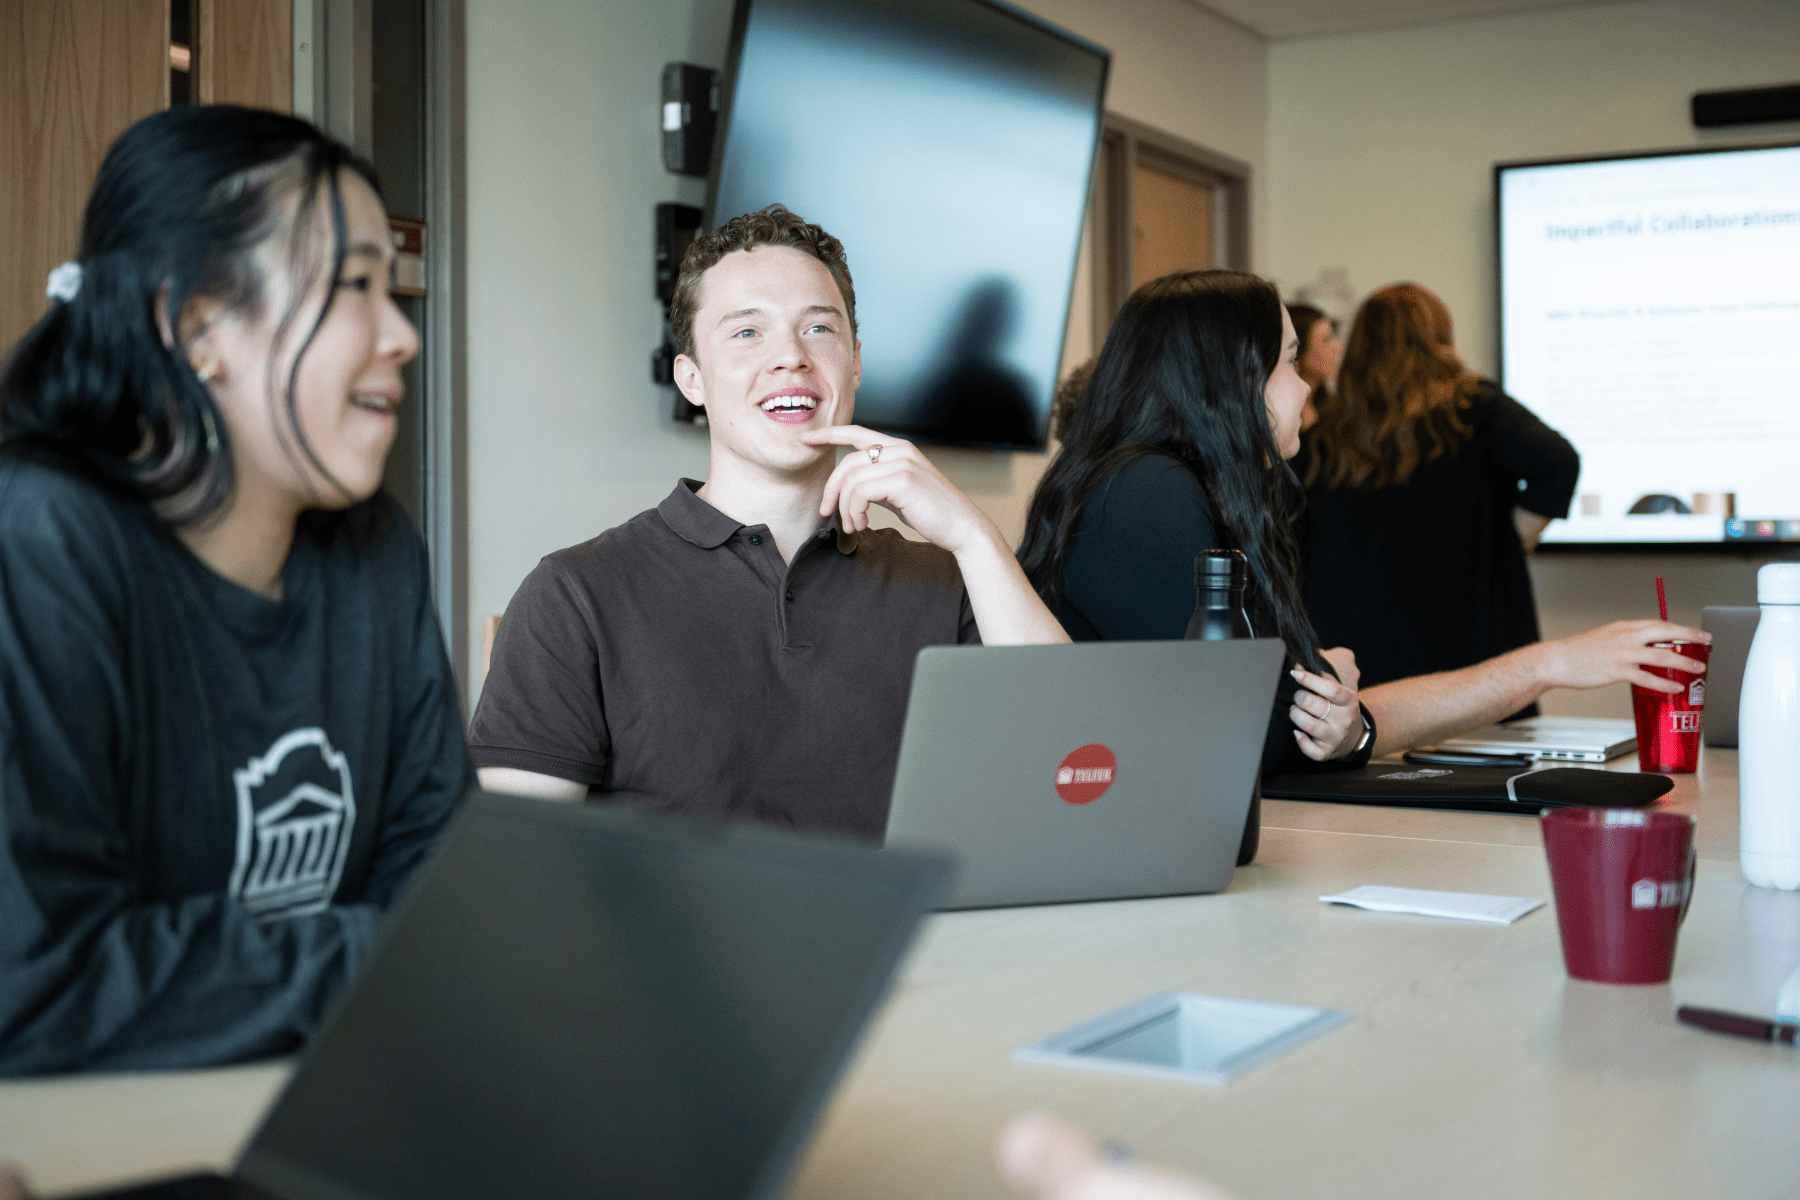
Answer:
(469, 206, 1069, 838)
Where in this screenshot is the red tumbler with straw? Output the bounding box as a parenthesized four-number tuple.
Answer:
(1631, 575, 1709, 773)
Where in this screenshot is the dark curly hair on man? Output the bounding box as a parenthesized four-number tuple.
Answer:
(669, 203, 857, 360)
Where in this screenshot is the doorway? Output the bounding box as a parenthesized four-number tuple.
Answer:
(1089, 113, 1250, 350)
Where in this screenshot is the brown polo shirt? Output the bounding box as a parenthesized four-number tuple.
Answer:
(469, 480, 978, 838)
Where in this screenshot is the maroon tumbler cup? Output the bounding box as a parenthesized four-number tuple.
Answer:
(1541, 808, 1696, 985)
(1630, 641, 1710, 773)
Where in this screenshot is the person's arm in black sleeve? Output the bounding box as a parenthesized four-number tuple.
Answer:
(1485, 386, 1580, 520)
(360, 525, 474, 910)
(0, 498, 375, 1075)
(1059, 455, 1217, 640)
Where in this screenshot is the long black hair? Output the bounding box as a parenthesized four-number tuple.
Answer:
(1, 105, 380, 526)
(1018, 269, 1323, 672)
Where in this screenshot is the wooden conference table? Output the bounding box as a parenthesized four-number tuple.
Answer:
(4, 749, 1797, 1200)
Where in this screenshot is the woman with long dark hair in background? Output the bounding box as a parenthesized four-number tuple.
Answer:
(1297, 282, 1575, 698)
(1021, 271, 1709, 776)
(0, 106, 471, 1075)
(1019, 270, 1374, 776)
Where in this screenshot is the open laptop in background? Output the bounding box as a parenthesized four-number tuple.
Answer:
(883, 639, 1285, 909)
(1702, 605, 1759, 747)
(1434, 715, 1637, 763)
(75, 793, 950, 1200)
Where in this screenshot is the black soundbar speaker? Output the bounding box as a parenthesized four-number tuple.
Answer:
(1691, 83, 1800, 128)
(662, 63, 719, 176)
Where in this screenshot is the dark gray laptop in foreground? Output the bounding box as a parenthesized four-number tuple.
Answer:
(78, 793, 950, 1200)
(884, 639, 1285, 909)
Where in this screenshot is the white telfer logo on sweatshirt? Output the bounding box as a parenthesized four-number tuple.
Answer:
(228, 728, 357, 919)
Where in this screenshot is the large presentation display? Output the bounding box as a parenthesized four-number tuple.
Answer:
(709, 0, 1108, 450)
(1497, 143, 1800, 546)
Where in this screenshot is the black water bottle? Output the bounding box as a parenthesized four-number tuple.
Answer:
(1186, 550, 1262, 866)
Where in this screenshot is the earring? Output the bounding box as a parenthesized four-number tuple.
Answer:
(192, 354, 221, 383)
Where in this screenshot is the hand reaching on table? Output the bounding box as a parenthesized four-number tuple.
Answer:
(1534, 620, 1709, 694)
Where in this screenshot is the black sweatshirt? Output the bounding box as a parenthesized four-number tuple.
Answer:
(1298, 383, 1580, 690)
(1034, 452, 1373, 777)
(0, 453, 471, 1075)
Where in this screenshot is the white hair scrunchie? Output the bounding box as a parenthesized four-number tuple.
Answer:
(46, 261, 83, 303)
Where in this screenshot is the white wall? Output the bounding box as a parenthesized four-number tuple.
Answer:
(1267, 0, 1800, 718)
(463, 0, 728, 703)
(463, 0, 1267, 706)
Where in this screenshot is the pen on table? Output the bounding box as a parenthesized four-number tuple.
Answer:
(1676, 1004, 1799, 1046)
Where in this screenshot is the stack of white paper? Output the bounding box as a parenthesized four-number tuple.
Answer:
(1319, 885, 1543, 925)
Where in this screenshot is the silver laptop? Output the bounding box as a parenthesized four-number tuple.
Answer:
(1436, 715, 1637, 762)
(1702, 605, 1760, 747)
(883, 639, 1284, 909)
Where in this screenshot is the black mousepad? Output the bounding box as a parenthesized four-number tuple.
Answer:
(1262, 764, 1673, 815)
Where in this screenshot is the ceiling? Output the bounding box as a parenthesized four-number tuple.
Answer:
(1191, 0, 1645, 40)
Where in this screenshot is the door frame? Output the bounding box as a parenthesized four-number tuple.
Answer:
(295, 0, 470, 698)
(1091, 113, 1250, 350)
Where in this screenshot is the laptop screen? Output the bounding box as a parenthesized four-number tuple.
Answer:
(239, 796, 946, 1200)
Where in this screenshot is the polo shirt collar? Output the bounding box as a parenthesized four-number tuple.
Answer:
(659, 479, 861, 556)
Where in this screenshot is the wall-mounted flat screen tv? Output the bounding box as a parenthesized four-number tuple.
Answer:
(1496, 142, 1800, 548)
(708, 0, 1110, 451)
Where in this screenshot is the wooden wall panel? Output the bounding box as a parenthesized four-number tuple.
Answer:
(198, 0, 292, 113)
(0, 0, 166, 349)
(1132, 164, 1216, 289)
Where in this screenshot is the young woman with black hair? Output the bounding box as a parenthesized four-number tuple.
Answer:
(1020, 271, 1373, 775)
(0, 106, 472, 1075)
(1020, 270, 1709, 771)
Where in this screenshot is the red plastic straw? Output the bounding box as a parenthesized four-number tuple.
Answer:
(1656, 576, 1668, 622)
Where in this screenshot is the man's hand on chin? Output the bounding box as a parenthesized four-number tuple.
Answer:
(800, 425, 1068, 646)
(802, 425, 1001, 556)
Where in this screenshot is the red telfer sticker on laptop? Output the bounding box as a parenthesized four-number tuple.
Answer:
(1054, 743, 1117, 805)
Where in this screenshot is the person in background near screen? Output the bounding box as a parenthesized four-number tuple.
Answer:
(1284, 302, 1340, 432)
(0, 107, 472, 1076)
(471, 205, 1067, 836)
(1018, 269, 1708, 762)
(1297, 282, 1577, 705)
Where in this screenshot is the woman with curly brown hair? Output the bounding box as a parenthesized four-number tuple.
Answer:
(1297, 282, 1578, 698)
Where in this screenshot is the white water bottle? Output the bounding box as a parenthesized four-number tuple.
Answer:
(1740, 563, 1800, 890)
